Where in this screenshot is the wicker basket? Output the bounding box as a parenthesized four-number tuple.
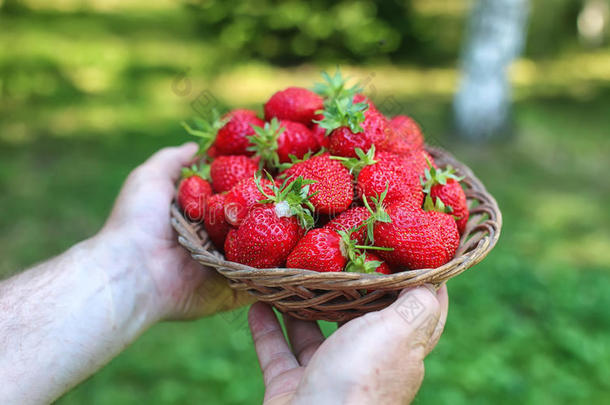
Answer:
(171, 146, 502, 322)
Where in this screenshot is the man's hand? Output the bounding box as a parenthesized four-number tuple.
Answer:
(0, 144, 252, 404)
(100, 142, 252, 321)
(249, 285, 448, 404)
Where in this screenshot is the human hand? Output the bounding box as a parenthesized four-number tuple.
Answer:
(249, 285, 448, 404)
(99, 143, 253, 321)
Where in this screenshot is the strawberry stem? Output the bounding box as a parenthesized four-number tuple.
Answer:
(247, 118, 285, 170)
(330, 145, 377, 175)
(354, 245, 394, 251)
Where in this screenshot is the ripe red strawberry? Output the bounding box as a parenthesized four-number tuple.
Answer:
(249, 118, 319, 168)
(325, 103, 392, 158)
(213, 109, 264, 156)
(352, 148, 424, 206)
(209, 155, 258, 193)
(324, 206, 370, 244)
(403, 149, 436, 177)
(427, 209, 461, 259)
(381, 115, 424, 155)
(224, 177, 314, 268)
(371, 201, 459, 270)
(177, 165, 212, 221)
(311, 123, 329, 149)
(422, 164, 469, 234)
(204, 193, 232, 249)
(287, 227, 391, 274)
(286, 228, 346, 272)
(224, 177, 274, 226)
(281, 153, 353, 215)
(345, 252, 391, 275)
(264, 87, 324, 125)
(366, 253, 391, 275)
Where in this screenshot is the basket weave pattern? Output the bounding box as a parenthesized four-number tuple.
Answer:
(171, 146, 502, 322)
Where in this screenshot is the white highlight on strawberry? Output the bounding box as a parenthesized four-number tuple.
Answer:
(274, 201, 292, 218)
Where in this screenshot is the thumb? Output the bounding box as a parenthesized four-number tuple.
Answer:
(143, 142, 199, 182)
(379, 285, 442, 355)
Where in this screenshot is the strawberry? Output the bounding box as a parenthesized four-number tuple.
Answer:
(316, 96, 391, 158)
(368, 200, 459, 270)
(337, 146, 424, 206)
(224, 177, 274, 226)
(224, 177, 315, 268)
(380, 115, 424, 155)
(287, 227, 391, 274)
(422, 164, 469, 234)
(345, 252, 391, 275)
(209, 155, 258, 193)
(311, 123, 329, 149)
(264, 87, 324, 125)
(249, 118, 318, 168)
(427, 208, 461, 260)
(213, 109, 264, 156)
(281, 153, 353, 215)
(204, 193, 232, 249)
(324, 206, 370, 244)
(366, 253, 391, 275)
(329, 108, 391, 158)
(286, 228, 347, 272)
(177, 165, 212, 222)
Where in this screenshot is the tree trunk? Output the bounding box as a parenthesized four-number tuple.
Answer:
(454, 0, 530, 141)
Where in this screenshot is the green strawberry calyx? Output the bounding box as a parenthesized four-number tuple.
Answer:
(345, 252, 385, 274)
(314, 95, 368, 135)
(330, 145, 377, 175)
(423, 195, 453, 214)
(313, 69, 363, 103)
(276, 148, 327, 172)
(420, 158, 464, 194)
(181, 108, 226, 157)
(337, 229, 392, 274)
(248, 118, 285, 170)
(254, 173, 317, 229)
(361, 184, 392, 244)
(181, 163, 210, 180)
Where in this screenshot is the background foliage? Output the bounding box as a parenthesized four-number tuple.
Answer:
(1, 0, 610, 403)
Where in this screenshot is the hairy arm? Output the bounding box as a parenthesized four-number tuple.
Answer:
(0, 143, 251, 404)
(0, 232, 159, 404)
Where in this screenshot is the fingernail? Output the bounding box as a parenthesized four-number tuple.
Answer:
(394, 286, 439, 326)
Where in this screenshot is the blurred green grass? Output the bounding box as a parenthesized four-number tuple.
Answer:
(2, 1, 610, 404)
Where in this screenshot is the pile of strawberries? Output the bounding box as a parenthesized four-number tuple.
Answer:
(177, 71, 469, 274)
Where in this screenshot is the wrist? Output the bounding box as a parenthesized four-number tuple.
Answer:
(86, 228, 165, 334)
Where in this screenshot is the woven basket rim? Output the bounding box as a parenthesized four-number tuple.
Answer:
(171, 145, 502, 290)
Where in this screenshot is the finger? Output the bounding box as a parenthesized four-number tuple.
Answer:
(249, 302, 299, 386)
(144, 142, 199, 182)
(426, 284, 448, 355)
(283, 315, 325, 366)
(381, 285, 441, 349)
